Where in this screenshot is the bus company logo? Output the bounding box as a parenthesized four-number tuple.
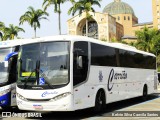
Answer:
(41, 91, 58, 97)
(108, 69, 127, 91)
(99, 71, 103, 82)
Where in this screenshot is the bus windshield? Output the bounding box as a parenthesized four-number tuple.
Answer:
(0, 48, 12, 84)
(17, 42, 70, 89)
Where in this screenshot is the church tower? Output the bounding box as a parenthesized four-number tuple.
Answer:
(152, 0, 160, 29)
(103, 0, 138, 36)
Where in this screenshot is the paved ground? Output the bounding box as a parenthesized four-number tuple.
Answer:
(89, 85, 160, 120)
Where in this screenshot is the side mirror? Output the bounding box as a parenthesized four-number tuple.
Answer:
(77, 56, 83, 68)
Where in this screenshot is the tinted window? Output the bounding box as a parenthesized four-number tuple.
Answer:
(8, 55, 18, 84)
(119, 49, 156, 69)
(90, 43, 156, 69)
(13, 45, 20, 52)
(73, 42, 89, 86)
(91, 43, 117, 66)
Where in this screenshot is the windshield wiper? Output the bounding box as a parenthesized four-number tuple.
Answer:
(36, 60, 40, 85)
(23, 69, 35, 89)
(23, 60, 54, 89)
(23, 60, 39, 89)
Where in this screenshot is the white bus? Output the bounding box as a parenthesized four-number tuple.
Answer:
(0, 40, 22, 109)
(16, 35, 157, 112)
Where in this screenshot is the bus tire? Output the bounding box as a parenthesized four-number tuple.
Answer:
(142, 85, 148, 101)
(94, 90, 106, 113)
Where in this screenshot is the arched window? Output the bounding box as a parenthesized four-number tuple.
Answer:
(82, 21, 98, 39)
(124, 16, 126, 20)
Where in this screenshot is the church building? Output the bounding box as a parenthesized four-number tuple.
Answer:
(67, 0, 158, 42)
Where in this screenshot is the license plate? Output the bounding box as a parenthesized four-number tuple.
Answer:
(33, 105, 43, 110)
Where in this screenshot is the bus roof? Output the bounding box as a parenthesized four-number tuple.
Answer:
(20, 35, 156, 57)
(0, 39, 33, 49)
(0, 39, 22, 48)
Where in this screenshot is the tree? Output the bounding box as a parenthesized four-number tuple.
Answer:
(43, 0, 70, 35)
(135, 27, 160, 54)
(157, 54, 160, 71)
(68, 0, 101, 37)
(0, 22, 5, 40)
(3, 24, 25, 40)
(19, 6, 49, 38)
(0, 22, 5, 30)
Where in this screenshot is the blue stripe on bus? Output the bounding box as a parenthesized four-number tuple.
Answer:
(4, 52, 18, 61)
(0, 92, 11, 106)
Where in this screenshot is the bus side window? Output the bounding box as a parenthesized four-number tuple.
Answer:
(8, 56, 18, 84)
(73, 41, 88, 86)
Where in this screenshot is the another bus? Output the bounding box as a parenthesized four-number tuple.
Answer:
(16, 35, 157, 112)
(0, 40, 22, 109)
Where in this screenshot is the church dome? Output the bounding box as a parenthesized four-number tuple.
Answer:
(103, 0, 135, 16)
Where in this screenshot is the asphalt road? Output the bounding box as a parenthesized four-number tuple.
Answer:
(0, 93, 160, 120)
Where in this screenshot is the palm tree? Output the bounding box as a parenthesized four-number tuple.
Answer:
(43, 0, 71, 35)
(0, 22, 5, 30)
(3, 24, 25, 40)
(135, 27, 160, 53)
(68, 0, 101, 37)
(19, 6, 49, 38)
(0, 22, 5, 40)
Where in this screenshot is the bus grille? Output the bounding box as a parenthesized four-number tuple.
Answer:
(26, 98, 51, 101)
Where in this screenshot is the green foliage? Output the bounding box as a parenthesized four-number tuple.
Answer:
(3, 24, 25, 40)
(0, 22, 5, 30)
(0, 22, 24, 41)
(157, 55, 160, 72)
(110, 38, 119, 43)
(19, 6, 49, 38)
(135, 26, 160, 55)
(0, 22, 5, 40)
(158, 66, 160, 72)
(68, 0, 101, 17)
(101, 38, 108, 42)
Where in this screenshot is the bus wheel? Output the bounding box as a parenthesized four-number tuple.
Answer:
(94, 90, 106, 112)
(142, 85, 148, 101)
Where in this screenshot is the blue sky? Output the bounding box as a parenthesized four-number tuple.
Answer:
(0, 0, 152, 38)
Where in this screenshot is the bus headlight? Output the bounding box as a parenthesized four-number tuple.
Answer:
(16, 93, 27, 101)
(52, 92, 71, 101)
(0, 89, 11, 96)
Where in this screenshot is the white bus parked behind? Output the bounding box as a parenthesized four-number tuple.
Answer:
(0, 40, 22, 109)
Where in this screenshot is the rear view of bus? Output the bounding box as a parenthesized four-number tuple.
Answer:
(0, 41, 20, 109)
